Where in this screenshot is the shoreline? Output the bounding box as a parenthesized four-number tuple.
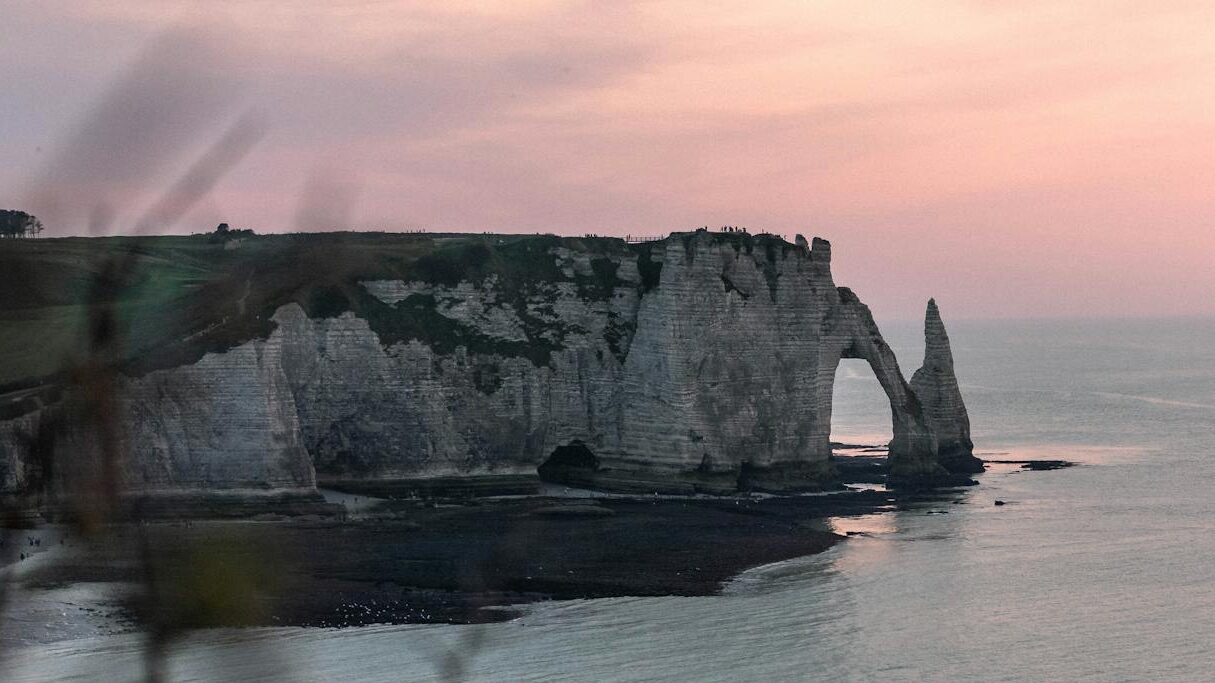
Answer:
(3, 486, 969, 637)
(1, 458, 1072, 641)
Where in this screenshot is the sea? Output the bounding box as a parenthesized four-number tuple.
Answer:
(4, 317, 1214, 681)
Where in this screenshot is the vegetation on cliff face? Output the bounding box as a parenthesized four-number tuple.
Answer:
(354, 289, 564, 367)
(602, 314, 635, 364)
(635, 244, 664, 293)
(0, 232, 650, 395)
(341, 236, 632, 366)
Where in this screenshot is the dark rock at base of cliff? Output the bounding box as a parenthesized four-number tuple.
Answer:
(1020, 460, 1073, 471)
(40, 491, 344, 523)
(835, 451, 983, 489)
(983, 459, 1075, 471)
(531, 503, 615, 518)
(534, 438, 843, 495)
(536, 459, 841, 496)
(830, 455, 888, 485)
(537, 468, 723, 496)
(939, 448, 986, 474)
(736, 461, 840, 493)
(320, 475, 541, 499)
(886, 473, 979, 490)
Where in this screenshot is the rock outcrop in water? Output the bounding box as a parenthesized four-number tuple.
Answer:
(0, 230, 978, 505)
(910, 299, 983, 473)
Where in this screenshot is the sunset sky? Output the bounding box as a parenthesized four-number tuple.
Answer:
(3, 1, 1214, 320)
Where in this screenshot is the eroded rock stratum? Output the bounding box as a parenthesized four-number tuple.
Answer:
(0, 230, 979, 500)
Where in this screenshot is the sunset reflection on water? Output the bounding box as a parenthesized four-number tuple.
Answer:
(827, 513, 897, 537)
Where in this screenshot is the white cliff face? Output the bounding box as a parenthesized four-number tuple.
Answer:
(0, 328, 316, 497)
(117, 337, 316, 491)
(614, 235, 846, 487)
(0, 231, 969, 498)
(911, 299, 983, 473)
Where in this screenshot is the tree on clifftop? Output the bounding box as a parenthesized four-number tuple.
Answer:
(0, 209, 43, 238)
(208, 221, 254, 243)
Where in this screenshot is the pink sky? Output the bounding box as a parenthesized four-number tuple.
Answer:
(3, 1, 1214, 320)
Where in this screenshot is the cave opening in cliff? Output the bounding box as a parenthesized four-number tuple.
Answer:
(537, 441, 599, 487)
(831, 359, 894, 455)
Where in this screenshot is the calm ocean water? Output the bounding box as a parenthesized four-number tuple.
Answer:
(7, 317, 1215, 681)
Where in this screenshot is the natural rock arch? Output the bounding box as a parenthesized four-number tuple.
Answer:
(822, 289, 943, 480)
(817, 293, 982, 482)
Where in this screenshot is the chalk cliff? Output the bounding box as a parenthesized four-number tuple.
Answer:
(0, 230, 977, 503)
(910, 299, 983, 473)
(0, 338, 318, 504)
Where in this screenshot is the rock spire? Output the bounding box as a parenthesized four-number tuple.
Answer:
(910, 299, 984, 474)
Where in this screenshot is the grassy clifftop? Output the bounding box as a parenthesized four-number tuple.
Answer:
(0, 231, 644, 392)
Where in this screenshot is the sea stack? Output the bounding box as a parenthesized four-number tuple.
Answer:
(910, 299, 984, 473)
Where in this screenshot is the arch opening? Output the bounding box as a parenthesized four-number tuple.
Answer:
(537, 440, 599, 487)
(830, 359, 894, 481)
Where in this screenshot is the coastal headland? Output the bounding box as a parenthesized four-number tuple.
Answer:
(1, 228, 981, 520)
